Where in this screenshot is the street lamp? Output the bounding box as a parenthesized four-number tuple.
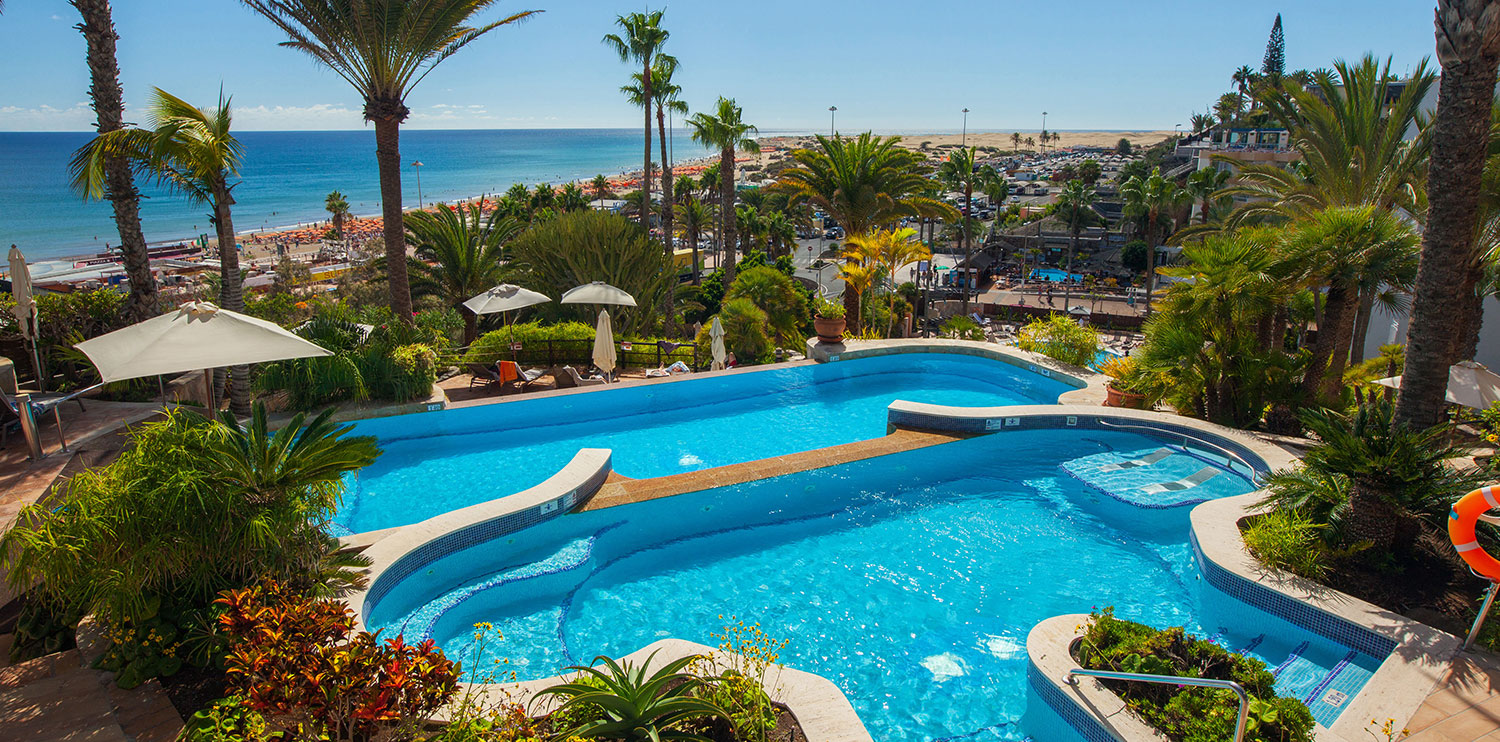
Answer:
(961, 108, 970, 148)
(829, 105, 837, 137)
(1175, 123, 1182, 139)
(411, 160, 424, 210)
(1041, 111, 1048, 153)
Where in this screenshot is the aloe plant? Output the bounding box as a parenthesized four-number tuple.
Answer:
(537, 651, 731, 742)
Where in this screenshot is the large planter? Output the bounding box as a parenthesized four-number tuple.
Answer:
(1104, 383, 1147, 409)
(814, 316, 847, 344)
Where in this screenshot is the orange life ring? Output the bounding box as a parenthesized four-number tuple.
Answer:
(1450, 485, 1500, 580)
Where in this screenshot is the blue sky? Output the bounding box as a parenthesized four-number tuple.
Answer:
(0, 1, 1437, 132)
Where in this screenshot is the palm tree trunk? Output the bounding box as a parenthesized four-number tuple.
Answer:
(1396, 1, 1500, 429)
(1344, 480, 1401, 553)
(1457, 273, 1485, 361)
(74, 0, 157, 322)
(690, 225, 701, 286)
(641, 61, 653, 229)
(1064, 225, 1078, 311)
(961, 187, 973, 314)
(373, 115, 413, 321)
(657, 101, 675, 335)
(1302, 282, 1357, 405)
(1350, 286, 1375, 364)
(212, 180, 251, 417)
(1143, 217, 1157, 316)
(462, 309, 478, 347)
(721, 147, 737, 284)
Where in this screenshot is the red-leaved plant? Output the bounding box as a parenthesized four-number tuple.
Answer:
(216, 581, 460, 742)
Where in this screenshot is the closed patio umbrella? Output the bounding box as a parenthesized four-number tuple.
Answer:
(593, 310, 617, 378)
(7, 245, 43, 390)
(75, 301, 332, 409)
(710, 315, 727, 371)
(1374, 360, 1500, 410)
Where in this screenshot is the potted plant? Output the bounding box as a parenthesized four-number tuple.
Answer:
(813, 297, 846, 344)
(1099, 355, 1149, 409)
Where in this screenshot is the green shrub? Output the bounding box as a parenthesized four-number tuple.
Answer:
(1076, 608, 1315, 742)
(463, 321, 597, 366)
(361, 343, 437, 402)
(1241, 510, 1328, 580)
(1016, 314, 1100, 367)
(812, 296, 845, 320)
(703, 299, 772, 364)
(181, 696, 269, 742)
(940, 315, 985, 341)
(726, 266, 807, 345)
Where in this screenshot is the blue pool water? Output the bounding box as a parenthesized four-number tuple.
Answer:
(367, 431, 1381, 741)
(1030, 268, 1084, 283)
(334, 354, 1070, 533)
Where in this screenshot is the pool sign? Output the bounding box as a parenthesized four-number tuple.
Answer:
(510, 342, 522, 351)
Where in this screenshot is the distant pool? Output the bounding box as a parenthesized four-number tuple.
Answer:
(333, 354, 1071, 533)
(1031, 268, 1084, 283)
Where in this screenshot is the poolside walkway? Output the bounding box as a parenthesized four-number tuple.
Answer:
(1406, 650, 1500, 741)
(583, 428, 970, 510)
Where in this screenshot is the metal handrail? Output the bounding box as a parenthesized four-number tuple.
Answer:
(1094, 418, 1259, 480)
(1067, 667, 1249, 741)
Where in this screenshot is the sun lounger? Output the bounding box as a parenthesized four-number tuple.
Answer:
(561, 365, 606, 387)
(497, 360, 545, 389)
(466, 362, 503, 389)
(1138, 467, 1220, 495)
(1097, 448, 1171, 472)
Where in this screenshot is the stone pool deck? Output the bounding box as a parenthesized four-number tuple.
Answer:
(581, 428, 971, 510)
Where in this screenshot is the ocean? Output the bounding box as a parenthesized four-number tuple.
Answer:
(0, 128, 724, 262)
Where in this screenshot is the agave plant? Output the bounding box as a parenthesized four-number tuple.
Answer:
(537, 651, 731, 741)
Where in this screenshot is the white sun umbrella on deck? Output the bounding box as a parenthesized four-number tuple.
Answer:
(75, 301, 333, 410)
(560, 281, 637, 307)
(1373, 360, 1500, 410)
(462, 284, 551, 357)
(710, 315, 727, 371)
(8, 245, 43, 390)
(592, 310, 617, 378)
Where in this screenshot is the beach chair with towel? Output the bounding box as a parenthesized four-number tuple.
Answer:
(497, 360, 545, 390)
(558, 365, 607, 388)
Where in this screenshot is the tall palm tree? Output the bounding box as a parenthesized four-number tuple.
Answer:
(1396, 1, 1500, 429)
(676, 197, 713, 285)
(590, 174, 612, 209)
(603, 10, 668, 229)
(624, 55, 689, 332)
(557, 183, 590, 212)
(1011, 132, 1022, 152)
(687, 97, 758, 283)
(774, 132, 954, 322)
(325, 190, 350, 238)
(1231, 65, 1256, 111)
(837, 241, 881, 337)
(405, 202, 523, 345)
(763, 210, 797, 257)
(70, 88, 253, 415)
(938, 147, 983, 313)
(71, 0, 158, 321)
(1024, 136, 1036, 151)
(1053, 180, 1099, 311)
(1184, 167, 1231, 225)
(1190, 112, 1215, 133)
(242, 0, 539, 322)
(1284, 206, 1418, 406)
(1213, 93, 1244, 125)
(1120, 167, 1189, 317)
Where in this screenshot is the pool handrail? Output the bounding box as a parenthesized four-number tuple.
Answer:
(1067, 667, 1249, 741)
(1094, 418, 1260, 480)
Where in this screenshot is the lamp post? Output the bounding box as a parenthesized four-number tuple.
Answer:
(961, 108, 970, 148)
(829, 105, 837, 137)
(1175, 123, 1182, 140)
(411, 160, 424, 210)
(1041, 111, 1048, 153)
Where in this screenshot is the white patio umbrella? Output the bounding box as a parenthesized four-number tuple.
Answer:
(462, 284, 551, 357)
(710, 315, 727, 371)
(1068, 305, 1092, 316)
(1374, 360, 1500, 410)
(592, 310, 617, 378)
(561, 281, 636, 307)
(75, 301, 333, 409)
(7, 245, 43, 390)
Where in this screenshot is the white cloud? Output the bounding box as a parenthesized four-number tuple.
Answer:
(0, 100, 520, 131)
(232, 103, 363, 130)
(0, 102, 95, 131)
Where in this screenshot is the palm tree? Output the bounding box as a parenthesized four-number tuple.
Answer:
(242, 0, 539, 322)
(687, 97, 758, 283)
(774, 132, 954, 323)
(557, 183, 590, 212)
(1024, 136, 1036, 151)
(1053, 180, 1099, 311)
(590, 174, 612, 208)
(623, 54, 689, 333)
(325, 190, 350, 238)
(1184, 167, 1231, 224)
(1213, 92, 1244, 125)
(938, 147, 983, 313)
(405, 201, 523, 345)
(763, 210, 797, 257)
(71, 0, 158, 321)
(70, 88, 254, 415)
(1231, 65, 1256, 111)
(735, 204, 765, 255)
(676, 197, 713, 284)
(837, 241, 881, 337)
(1284, 206, 1418, 406)
(1190, 112, 1215, 133)
(1396, 0, 1500, 429)
(603, 10, 668, 228)
(1011, 132, 1022, 152)
(1120, 167, 1189, 317)
(847, 227, 930, 337)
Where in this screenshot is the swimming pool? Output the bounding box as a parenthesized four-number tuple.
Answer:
(1031, 268, 1084, 283)
(365, 431, 1380, 741)
(334, 354, 1071, 533)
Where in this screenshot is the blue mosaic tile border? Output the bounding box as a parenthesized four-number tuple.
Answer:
(1026, 659, 1117, 742)
(366, 459, 611, 609)
(1191, 529, 1397, 658)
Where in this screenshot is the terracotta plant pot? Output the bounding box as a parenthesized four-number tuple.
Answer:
(1105, 383, 1147, 409)
(814, 316, 846, 344)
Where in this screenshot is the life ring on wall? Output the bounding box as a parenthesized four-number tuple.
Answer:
(1449, 486, 1500, 581)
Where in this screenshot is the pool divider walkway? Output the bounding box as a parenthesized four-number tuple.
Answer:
(581, 427, 973, 511)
